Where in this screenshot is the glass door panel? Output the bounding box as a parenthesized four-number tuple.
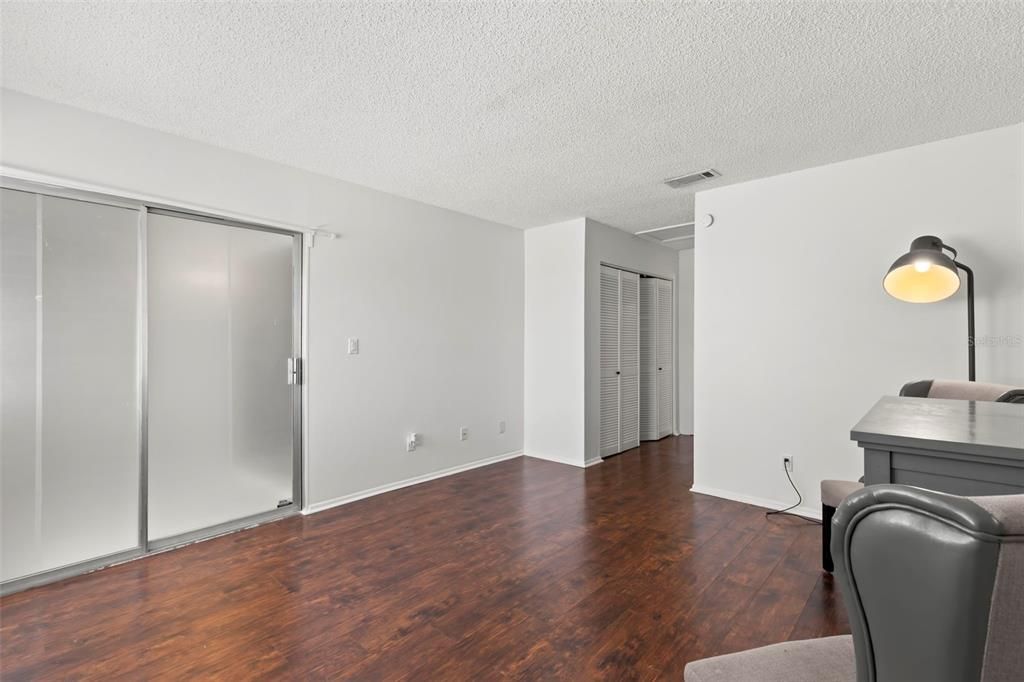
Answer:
(146, 212, 296, 541)
(1, 189, 140, 582)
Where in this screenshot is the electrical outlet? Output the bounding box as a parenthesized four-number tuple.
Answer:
(499, 420, 506, 434)
(459, 427, 469, 441)
(407, 433, 419, 452)
(783, 455, 794, 472)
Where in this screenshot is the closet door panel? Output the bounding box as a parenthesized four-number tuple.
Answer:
(656, 279, 674, 437)
(656, 280, 674, 372)
(619, 272, 640, 378)
(657, 372, 673, 438)
(599, 266, 621, 457)
(618, 271, 640, 451)
(600, 266, 620, 379)
(639, 279, 658, 441)
(620, 375, 640, 450)
(1, 190, 140, 583)
(147, 213, 296, 541)
(600, 376, 620, 456)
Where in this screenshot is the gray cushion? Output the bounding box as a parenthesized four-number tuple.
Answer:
(821, 479, 864, 508)
(684, 635, 855, 682)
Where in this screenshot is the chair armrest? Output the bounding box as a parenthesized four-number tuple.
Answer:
(832, 485, 1004, 541)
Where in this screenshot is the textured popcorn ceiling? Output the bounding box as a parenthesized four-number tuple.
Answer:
(2, 1, 1022, 242)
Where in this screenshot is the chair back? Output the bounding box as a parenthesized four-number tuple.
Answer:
(832, 485, 1024, 682)
(899, 379, 1024, 403)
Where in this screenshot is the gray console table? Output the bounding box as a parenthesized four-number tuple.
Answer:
(851, 396, 1024, 495)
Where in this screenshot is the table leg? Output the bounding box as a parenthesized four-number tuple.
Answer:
(863, 448, 892, 485)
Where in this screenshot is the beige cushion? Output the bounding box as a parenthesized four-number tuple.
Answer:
(968, 495, 1024, 681)
(928, 380, 1018, 402)
(821, 479, 864, 508)
(969, 494, 1024, 534)
(684, 635, 855, 682)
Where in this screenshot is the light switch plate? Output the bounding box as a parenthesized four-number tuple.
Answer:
(347, 338, 359, 355)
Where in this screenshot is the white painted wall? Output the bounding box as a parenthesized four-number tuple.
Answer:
(523, 219, 587, 466)
(694, 123, 1024, 517)
(523, 217, 678, 466)
(583, 219, 678, 462)
(1, 90, 525, 510)
(677, 249, 695, 435)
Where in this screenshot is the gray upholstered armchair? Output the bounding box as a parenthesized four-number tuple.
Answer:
(684, 485, 1024, 682)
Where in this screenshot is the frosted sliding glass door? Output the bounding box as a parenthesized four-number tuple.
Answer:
(1, 188, 141, 583)
(147, 212, 297, 541)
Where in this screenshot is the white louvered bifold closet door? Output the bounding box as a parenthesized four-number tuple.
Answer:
(640, 277, 674, 441)
(656, 279, 674, 438)
(599, 266, 621, 457)
(618, 271, 640, 452)
(639, 278, 659, 441)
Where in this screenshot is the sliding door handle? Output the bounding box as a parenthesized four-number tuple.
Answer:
(286, 357, 303, 385)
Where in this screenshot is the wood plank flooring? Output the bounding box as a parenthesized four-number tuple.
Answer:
(0, 436, 848, 679)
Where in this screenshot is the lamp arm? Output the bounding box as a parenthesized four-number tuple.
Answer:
(954, 261, 975, 382)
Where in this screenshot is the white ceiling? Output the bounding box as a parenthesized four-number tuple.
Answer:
(2, 2, 1022, 247)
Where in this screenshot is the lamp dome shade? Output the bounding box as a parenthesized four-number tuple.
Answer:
(883, 236, 961, 303)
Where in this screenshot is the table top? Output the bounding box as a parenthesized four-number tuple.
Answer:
(851, 396, 1024, 460)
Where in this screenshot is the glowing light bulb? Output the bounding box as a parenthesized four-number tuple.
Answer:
(913, 259, 931, 273)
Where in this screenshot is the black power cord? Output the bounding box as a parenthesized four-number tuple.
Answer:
(765, 459, 821, 525)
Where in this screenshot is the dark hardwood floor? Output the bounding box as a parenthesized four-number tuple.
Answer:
(0, 436, 848, 679)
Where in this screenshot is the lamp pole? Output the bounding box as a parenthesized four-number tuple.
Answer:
(954, 261, 976, 381)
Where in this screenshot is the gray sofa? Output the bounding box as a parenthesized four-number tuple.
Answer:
(684, 485, 1024, 681)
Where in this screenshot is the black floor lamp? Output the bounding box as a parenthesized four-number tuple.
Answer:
(883, 235, 975, 381)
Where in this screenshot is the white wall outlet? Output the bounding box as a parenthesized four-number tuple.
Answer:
(347, 337, 359, 355)
(783, 455, 794, 472)
(499, 420, 506, 434)
(459, 427, 469, 441)
(407, 433, 419, 452)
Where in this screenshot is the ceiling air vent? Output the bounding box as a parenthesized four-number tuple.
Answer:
(664, 168, 720, 189)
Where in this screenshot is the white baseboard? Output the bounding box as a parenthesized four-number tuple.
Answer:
(689, 484, 822, 521)
(524, 452, 588, 468)
(303, 450, 523, 515)
(525, 453, 603, 468)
